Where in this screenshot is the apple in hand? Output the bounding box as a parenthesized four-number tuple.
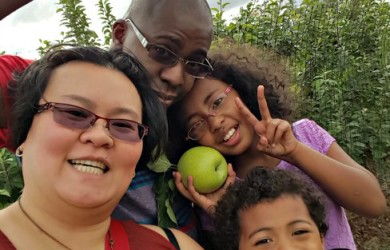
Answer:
(177, 146, 228, 194)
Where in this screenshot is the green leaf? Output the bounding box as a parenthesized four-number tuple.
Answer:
(0, 189, 10, 197)
(0, 148, 24, 209)
(154, 171, 178, 228)
(165, 198, 177, 225)
(147, 154, 172, 173)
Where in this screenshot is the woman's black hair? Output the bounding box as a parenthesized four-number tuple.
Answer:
(9, 45, 167, 168)
(213, 167, 328, 250)
(166, 42, 292, 164)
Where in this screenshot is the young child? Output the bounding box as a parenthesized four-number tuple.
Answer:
(214, 167, 328, 250)
(167, 44, 386, 250)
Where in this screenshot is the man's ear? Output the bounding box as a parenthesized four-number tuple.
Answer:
(111, 19, 127, 49)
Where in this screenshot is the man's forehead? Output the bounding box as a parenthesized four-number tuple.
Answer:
(130, 0, 211, 20)
(133, 2, 213, 51)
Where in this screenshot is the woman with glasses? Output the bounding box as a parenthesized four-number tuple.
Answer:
(167, 43, 386, 250)
(0, 46, 203, 249)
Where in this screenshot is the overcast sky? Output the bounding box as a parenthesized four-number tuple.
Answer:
(0, 0, 251, 59)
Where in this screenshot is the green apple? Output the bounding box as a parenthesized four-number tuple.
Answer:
(177, 146, 228, 194)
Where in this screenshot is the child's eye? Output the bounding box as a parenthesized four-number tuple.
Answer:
(211, 95, 226, 110)
(255, 238, 273, 245)
(292, 229, 310, 236)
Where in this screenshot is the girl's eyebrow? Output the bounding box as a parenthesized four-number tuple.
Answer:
(203, 89, 219, 105)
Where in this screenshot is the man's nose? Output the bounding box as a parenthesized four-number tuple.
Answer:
(160, 62, 186, 88)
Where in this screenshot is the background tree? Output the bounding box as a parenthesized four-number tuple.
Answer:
(37, 0, 115, 55)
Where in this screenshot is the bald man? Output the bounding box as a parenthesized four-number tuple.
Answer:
(1, 0, 214, 246)
(110, 0, 213, 244)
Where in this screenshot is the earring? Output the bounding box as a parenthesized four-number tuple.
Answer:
(15, 147, 23, 166)
(15, 147, 23, 157)
(132, 172, 136, 178)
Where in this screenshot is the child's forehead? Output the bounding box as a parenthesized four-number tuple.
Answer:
(240, 194, 306, 213)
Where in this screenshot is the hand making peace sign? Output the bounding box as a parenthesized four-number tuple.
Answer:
(235, 85, 299, 159)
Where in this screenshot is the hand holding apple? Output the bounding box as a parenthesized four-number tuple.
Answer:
(177, 146, 228, 194)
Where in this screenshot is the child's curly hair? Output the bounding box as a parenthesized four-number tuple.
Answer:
(213, 167, 328, 250)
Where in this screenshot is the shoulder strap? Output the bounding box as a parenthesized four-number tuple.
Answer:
(162, 228, 180, 250)
(108, 220, 131, 250)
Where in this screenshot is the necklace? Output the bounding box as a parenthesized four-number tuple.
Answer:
(17, 197, 114, 249)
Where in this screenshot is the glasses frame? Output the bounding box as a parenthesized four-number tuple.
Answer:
(36, 102, 149, 142)
(185, 85, 233, 141)
(125, 18, 214, 78)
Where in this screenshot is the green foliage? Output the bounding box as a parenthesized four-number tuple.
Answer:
(214, 0, 390, 176)
(0, 149, 23, 209)
(211, 1, 230, 37)
(38, 0, 116, 55)
(96, 0, 117, 48)
(154, 170, 178, 228)
(57, 0, 100, 45)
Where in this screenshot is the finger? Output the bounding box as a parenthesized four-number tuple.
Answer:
(173, 172, 195, 202)
(187, 176, 201, 197)
(224, 163, 236, 186)
(259, 135, 269, 146)
(186, 176, 211, 208)
(235, 96, 261, 127)
(273, 120, 290, 146)
(257, 85, 272, 122)
(217, 164, 236, 192)
(265, 119, 281, 145)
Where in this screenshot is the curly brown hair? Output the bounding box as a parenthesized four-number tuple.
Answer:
(213, 167, 328, 250)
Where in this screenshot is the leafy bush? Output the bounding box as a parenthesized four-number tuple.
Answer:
(0, 148, 23, 209)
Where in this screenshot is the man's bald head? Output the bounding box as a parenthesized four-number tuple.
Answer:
(124, 0, 212, 23)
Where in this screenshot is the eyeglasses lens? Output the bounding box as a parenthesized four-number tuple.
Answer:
(147, 45, 178, 65)
(188, 119, 208, 141)
(49, 103, 146, 142)
(147, 44, 211, 78)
